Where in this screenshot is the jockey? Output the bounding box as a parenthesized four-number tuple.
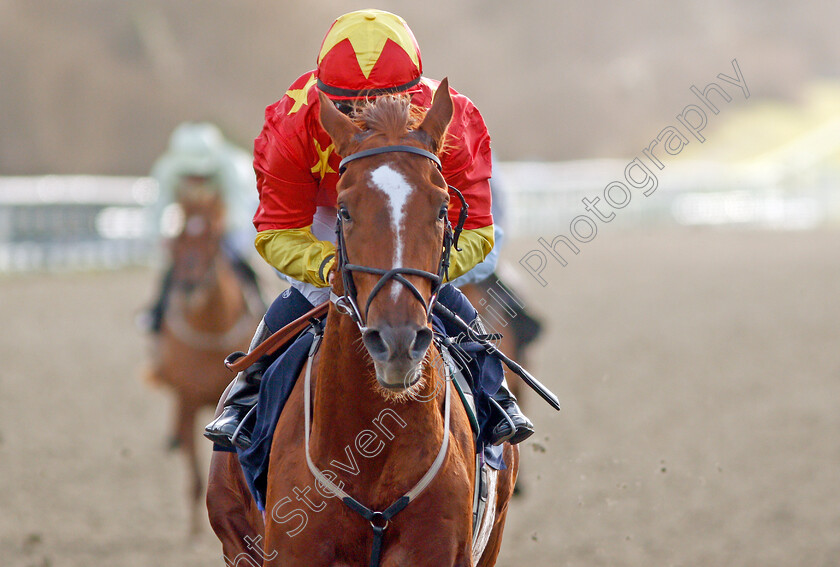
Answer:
(140, 122, 262, 334)
(205, 9, 533, 449)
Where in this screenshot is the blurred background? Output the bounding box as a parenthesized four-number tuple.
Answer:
(1, 1, 839, 566)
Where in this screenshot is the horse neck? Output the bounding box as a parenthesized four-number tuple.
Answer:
(310, 307, 446, 478)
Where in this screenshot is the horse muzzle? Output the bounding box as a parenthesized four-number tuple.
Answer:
(363, 324, 433, 390)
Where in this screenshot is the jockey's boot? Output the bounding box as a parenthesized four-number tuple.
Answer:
(489, 381, 534, 446)
(203, 319, 272, 449)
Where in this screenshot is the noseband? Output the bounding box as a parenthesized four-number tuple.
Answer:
(331, 144, 468, 332)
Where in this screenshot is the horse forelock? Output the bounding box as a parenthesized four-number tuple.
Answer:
(354, 95, 426, 141)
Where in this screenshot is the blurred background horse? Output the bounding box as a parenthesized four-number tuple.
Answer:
(139, 123, 264, 535)
(143, 186, 262, 534)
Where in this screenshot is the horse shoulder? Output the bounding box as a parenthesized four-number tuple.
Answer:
(262, 356, 348, 563)
(265, 361, 309, 489)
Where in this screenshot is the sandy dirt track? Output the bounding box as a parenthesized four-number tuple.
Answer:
(2, 229, 839, 567)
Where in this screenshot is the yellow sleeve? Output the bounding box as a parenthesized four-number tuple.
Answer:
(255, 226, 336, 287)
(445, 225, 494, 281)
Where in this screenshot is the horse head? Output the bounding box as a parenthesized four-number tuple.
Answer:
(319, 79, 455, 393)
(168, 182, 227, 293)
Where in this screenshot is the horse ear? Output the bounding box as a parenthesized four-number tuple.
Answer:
(318, 90, 361, 156)
(418, 77, 453, 152)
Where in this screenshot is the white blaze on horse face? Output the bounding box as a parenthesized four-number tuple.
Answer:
(369, 164, 414, 299)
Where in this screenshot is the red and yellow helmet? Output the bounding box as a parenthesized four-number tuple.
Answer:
(316, 9, 423, 100)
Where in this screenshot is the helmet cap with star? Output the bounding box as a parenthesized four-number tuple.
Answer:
(316, 9, 423, 100)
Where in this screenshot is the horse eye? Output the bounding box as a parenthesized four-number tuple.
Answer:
(339, 207, 352, 222)
(438, 206, 448, 221)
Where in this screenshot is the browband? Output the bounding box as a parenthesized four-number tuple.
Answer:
(339, 145, 442, 174)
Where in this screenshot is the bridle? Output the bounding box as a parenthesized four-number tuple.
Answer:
(169, 202, 225, 293)
(312, 143, 468, 567)
(170, 236, 221, 295)
(307, 136, 560, 567)
(330, 144, 469, 332)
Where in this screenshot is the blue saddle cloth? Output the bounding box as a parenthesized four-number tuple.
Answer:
(233, 330, 315, 512)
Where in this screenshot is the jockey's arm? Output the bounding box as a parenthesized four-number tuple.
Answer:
(255, 227, 335, 287)
(254, 218, 493, 285)
(439, 92, 495, 282)
(445, 225, 494, 281)
(252, 102, 341, 287)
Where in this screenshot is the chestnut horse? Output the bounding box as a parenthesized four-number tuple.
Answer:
(207, 81, 518, 565)
(145, 187, 262, 534)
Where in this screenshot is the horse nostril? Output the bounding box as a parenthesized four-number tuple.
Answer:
(362, 329, 390, 362)
(364, 325, 432, 364)
(410, 327, 433, 361)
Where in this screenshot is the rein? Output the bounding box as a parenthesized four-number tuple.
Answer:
(332, 144, 468, 334)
